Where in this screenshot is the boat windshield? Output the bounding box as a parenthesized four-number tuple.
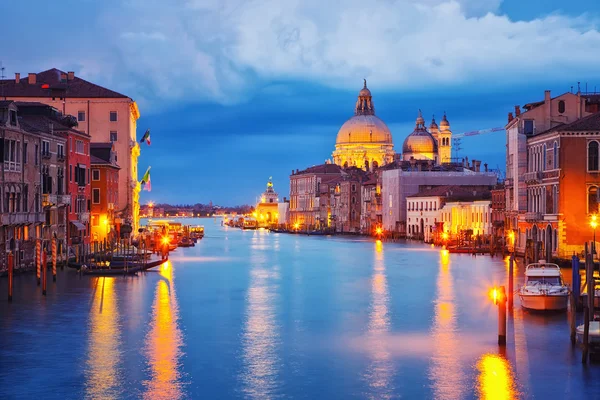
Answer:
(526, 276, 561, 286)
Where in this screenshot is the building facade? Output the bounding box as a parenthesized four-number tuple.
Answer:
(1, 69, 141, 233)
(90, 143, 120, 242)
(255, 178, 280, 226)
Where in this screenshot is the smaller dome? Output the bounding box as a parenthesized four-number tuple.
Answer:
(359, 79, 371, 97)
(440, 113, 450, 128)
(415, 109, 425, 126)
(429, 115, 438, 130)
(403, 129, 438, 154)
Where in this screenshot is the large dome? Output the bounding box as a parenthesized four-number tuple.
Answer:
(336, 114, 393, 145)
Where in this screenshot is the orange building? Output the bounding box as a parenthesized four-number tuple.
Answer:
(522, 111, 600, 259)
(90, 143, 120, 242)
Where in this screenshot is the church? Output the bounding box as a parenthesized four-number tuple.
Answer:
(331, 80, 453, 168)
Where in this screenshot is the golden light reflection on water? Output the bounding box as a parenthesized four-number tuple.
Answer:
(364, 239, 395, 398)
(85, 277, 121, 399)
(476, 354, 518, 400)
(429, 250, 465, 400)
(143, 262, 184, 399)
(242, 235, 280, 398)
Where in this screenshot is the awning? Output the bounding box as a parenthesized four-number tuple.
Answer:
(71, 221, 86, 231)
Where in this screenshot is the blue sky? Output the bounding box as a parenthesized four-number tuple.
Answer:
(2, 0, 600, 205)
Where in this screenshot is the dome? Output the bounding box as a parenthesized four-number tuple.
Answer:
(336, 114, 393, 144)
(440, 113, 450, 128)
(359, 78, 371, 97)
(429, 116, 438, 130)
(402, 128, 438, 154)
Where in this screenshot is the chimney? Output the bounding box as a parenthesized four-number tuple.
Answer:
(67, 71, 74, 81)
(544, 90, 551, 104)
(15, 73, 20, 83)
(508, 112, 514, 123)
(28, 73, 36, 84)
(60, 72, 67, 82)
(484, 163, 488, 172)
(514, 105, 520, 116)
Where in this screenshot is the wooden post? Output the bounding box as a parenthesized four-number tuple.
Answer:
(498, 286, 507, 346)
(583, 244, 594, 364)
(42, 250, 47, 296)
(570, 290, 577, 344)
(75, 245, 80, 265)
(51, 238, 57, 282)
(583, 305, 590, 363)
(508, 255, 514, 310)
(572, 255, 581, 309)
(7, 251, 14, 302)
(36, 239, 41, 285)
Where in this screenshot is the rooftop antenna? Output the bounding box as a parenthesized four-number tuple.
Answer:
(571, 85, 573, 93)
(453, 138, 462, 159)
(578, 81, 581, 93)
(0, 61, 5, 99)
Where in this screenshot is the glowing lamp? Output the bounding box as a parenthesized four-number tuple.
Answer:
(293, 222, 300, 230)
(490, 287, 498, 305)
(376, 227, 383, 236)
(161, 236, 170, 245)
(442, 232, 449, 240)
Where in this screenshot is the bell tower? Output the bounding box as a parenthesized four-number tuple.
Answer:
(438, 112, 452, 163)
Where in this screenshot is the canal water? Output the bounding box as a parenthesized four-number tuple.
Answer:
(0, 218, 598, 399)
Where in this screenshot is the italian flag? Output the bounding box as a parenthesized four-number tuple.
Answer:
(140, 129, 151, 145)
(141, 167, 151, 192)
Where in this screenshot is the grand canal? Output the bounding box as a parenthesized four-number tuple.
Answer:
(1, 218, 598, 399)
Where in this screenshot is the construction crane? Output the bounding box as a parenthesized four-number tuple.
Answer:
(452, 127, 505, 139)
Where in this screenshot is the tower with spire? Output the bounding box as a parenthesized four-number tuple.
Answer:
(438, 112, 452, 163)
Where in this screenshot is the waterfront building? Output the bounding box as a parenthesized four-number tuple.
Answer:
(382, 159, 497, 234)
(255, 178, 280, 226)
(521, 111, 600, 258)
(360, 175, 382, 234)
(329, 168, 369, 233)
(277, 201, 289, 226)
(90, 143, 120, 242)
(491, 184, 505, 239)
(505, 89, 600, 255)
(1, 69, 141, 233)
(407, 185, 492, 242)
(289, 163, 343, 229)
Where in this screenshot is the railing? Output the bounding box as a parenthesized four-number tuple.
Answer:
(42, 193, 57, 207)
(524, 211, 543, 221)
(41, 151, 52, 159)
(1, 212, 44, 225)
(523, 171, 542, 184)
(57, 153, 65, 161)
(58, 195, 71, 205)
(79, 212, 90, 223)
(3, 161, 21, 172)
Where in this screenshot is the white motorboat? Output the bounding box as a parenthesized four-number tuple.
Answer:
(576, 321, 600, 344)
(519, 260, 569, 311)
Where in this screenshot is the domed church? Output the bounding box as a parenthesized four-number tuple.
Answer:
(402, 110, 453, 164)
(332, 80, 395, 170)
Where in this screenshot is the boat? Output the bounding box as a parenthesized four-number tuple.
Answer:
(190, 225, 205, 241)
(576, 321, 600, 344)
(519, 260, 569, 311)
(178, 236, 195, 247)
(243, 218, 258, 230)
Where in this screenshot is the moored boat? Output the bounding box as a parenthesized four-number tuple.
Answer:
(519, 260, 569, 311)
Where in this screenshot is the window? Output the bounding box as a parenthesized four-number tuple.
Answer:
(78, 111, 85, 122)
(558, 100, 565, 114)
(23, 142, 28, 164)
(42, 140, 50, 157)
(589, 186, 599, 214)
(57, 144, 64, 159)
(553, 142, 559, 169)
(69, 137, 72, 153)
(23, 187, 28, 212)
(3, 139, 22, 171)
(34, 144, 39, 166)
(75, 165, 86, 187)
(542, 144, 547, 171)
(57, 168, 64, 195)
(69, 165, 72, 182)
(523, 120, 534, 136)
(351, 184, 356, 192)
(9, 110, 17, 126)
(110, 111, 117, 122)
(110, 131, 118, 142)
(92, 188, 100, 204)
(92, 169, 100, 181)
(75, 140, 84, 154)
(589, 141, 599, 171)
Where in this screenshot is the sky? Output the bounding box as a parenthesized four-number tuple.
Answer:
(1, 0, 600, 205)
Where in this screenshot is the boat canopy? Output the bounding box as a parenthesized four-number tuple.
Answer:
(525, 261, 561, 277)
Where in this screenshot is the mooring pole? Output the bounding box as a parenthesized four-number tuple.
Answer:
(7, 251, 14, 302)
(570, 290, 577, 344)
(36, 239, 41, 285)
(498, 285, 507, 346)
(508, 255, 514, 310)
(572, 255, 581, 310)
(52, 238, 57, 283)
(42, 250, 47, 296)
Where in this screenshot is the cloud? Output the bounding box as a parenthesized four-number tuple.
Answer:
(2, 0, 600, 106)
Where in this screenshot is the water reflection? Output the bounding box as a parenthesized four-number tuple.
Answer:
(85, 277, 122, 399)
(476, 353, 518, 399)
(242, 234, 280, 398)
(364, 240, 394, 398)
(143, 261, 184, 399)
(429, 250, 465, 399)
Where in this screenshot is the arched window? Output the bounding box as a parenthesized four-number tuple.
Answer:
(589, 141, 599, 171)
(542, 144, 547, 171)
(372, 161, 379, 169)
(553, 185, 558, 214)
(553, 141, 559, 169)
(558, 100, 565, 114)
(589, 186, 599, 214)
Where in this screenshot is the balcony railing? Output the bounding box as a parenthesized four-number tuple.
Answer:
(42, 193, 57, 207)
(524, 211, 543, 221)
(523, 171, 542, 184)
(57, 195, 71, 205)
(79, 212, 90, 223)
(1, 212, 44, 225)
(41, 151, 52, 159)
(57, 153, 65, 161)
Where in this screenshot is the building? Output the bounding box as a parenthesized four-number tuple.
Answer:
(329, 168, 368, 233)
(332, 80, 395, 169)
(382, 160, 497, 234)
(407, 185, 492, 242)
(491, 184, 505, 239)
(402, 111, 452, 164)
(255, 178, 280, 226)
(90, 143, 120, 242)
(289, 164, 343, 228)
(521, 111, 600, 259)
(16, 102, 70, 256)
(0, 101, 45, 270)
(360, 175, 381, 234)
(504, 89, 600, 255)
(1, 69, 141, 233)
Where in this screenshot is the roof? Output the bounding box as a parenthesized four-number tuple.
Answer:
(293, 163, 342, 176)
(534, 111, 600, 137)
(18, 114, 86, 137)
(90, 155, 120, 168)
(408, 185, 491, 200)
(0, 68, 129, 99)
(90, 142, 113, 149)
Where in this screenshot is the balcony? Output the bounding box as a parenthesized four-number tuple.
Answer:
(42, 193, 57, 207)
(79, 212, 90, 223)
(57, 153, 65, 162)
(524, 211, 543, 221)
(57, 194, 71, 205)
(1, 212, 44, 225)
(523, 171, 542, 184)
(41, 151, 52, 159)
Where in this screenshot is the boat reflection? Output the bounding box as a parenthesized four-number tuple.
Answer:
(241, 236, 280, 398)
(364, 240, 395, 398)
(85, 277, 122, 399)
(476, 353, 518, 399)
(429, 249, 464, 400)
(143, 261, 184, 399)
